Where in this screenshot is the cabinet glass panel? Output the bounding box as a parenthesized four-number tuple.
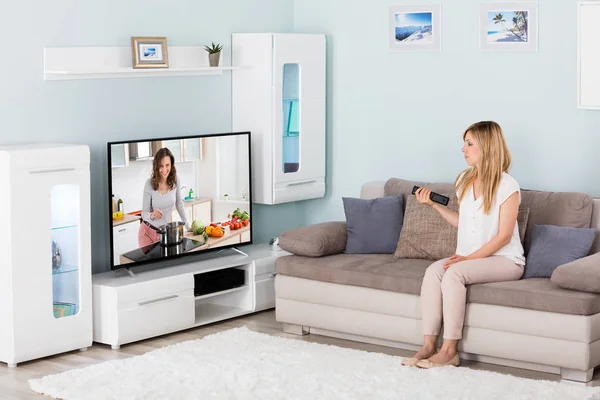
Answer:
(111, 144, 127, 168)
(282, 63, 300, 174)
(162, 140, 182, 162)
(51, 184, 80, 319)
(184, 138, 202, 161)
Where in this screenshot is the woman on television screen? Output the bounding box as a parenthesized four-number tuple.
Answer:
(138, 147, 190, 247)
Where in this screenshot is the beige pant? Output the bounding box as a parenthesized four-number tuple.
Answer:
(421, 256, 524, 340)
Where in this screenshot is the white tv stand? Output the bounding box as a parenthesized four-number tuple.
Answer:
(92, 243, 289, 349)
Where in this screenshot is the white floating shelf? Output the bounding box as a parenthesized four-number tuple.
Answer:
(44, 46, 240, 81)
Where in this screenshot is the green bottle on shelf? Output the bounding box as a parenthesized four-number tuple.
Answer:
(189, 188, 194, 200)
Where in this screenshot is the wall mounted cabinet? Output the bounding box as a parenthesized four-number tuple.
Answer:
(578, 1, 600, 109)
(232, 33, 326, 204)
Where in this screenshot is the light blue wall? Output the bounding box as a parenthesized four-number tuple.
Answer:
(5, 1, 599, 274)
(0, 1, 295, 273)
(293, 0, 600, 227)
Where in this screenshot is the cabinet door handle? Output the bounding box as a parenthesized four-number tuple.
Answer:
(287, 180, 316, 187)
(28, 167, 76, 174)
(138, 295, 178, 306)
(118, 229, 126, 233)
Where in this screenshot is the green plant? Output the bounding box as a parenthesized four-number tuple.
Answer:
(204, 42, 223, 54)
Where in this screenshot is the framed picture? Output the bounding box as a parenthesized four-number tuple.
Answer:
(131, 36, 169, 68)
(389, 4, 442, 52)
(480, 2, 538, 51)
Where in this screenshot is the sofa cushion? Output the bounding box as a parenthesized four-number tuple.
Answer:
(467, 278, 600, 316)
(522, 224, 597, 279)
(279, 222, 347, 257)
(343, 195, 404, 254)
(520, 189, 594, 254)
(394, 195, 459, 260)
(276, 254, 432, 295)
(276, 255, 600, 315)
(552, 252, 600, 293)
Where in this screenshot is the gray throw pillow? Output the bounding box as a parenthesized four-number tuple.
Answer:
(343, 195, 404, 254)
(522, 224, 598, 279)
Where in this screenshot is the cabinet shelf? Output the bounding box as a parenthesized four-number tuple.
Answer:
(193, 303, 251, 327)
(194, 285, 247, 300)
(52, 224, 77, 231)
(45, 66, 239, 81)
(52, 264, 79, 275)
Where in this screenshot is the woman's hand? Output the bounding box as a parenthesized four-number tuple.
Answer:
(443, 255, 469, 269)
(150, 209, 163, 220)
(415, 187, 434, 206)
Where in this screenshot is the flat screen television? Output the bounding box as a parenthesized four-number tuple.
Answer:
(107, 131, 252, 270)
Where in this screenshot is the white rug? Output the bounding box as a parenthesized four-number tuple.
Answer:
(29, 326, 600, 400)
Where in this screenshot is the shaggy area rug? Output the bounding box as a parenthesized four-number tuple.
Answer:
(29, 326, 600, 400)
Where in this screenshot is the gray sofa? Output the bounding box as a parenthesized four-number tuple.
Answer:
(274, 178, 600, 383)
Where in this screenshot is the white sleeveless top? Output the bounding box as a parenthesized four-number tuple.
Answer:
(455, 172, 525, 265)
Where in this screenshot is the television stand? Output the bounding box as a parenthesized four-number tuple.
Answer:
(218, 246, 248, 257)
(92, 243, 290, 349)
(124, 268, 136, 278)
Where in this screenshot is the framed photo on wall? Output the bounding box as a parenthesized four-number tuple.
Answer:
(480, 2, 538, 51)
(131, 36, 169, 68)
(389, 4, 442, 52)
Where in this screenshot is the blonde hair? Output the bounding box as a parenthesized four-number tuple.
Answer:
(454, 121, 512, 214)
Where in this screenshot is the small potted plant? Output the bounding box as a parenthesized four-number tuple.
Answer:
(204, 42, 223, 67)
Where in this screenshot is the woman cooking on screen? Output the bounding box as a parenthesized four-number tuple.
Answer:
(138, 147, 191, 247)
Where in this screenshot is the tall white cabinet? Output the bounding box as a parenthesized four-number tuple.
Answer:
(578, 1, 600, 109)
(232, 33, 326, 204)
(0, 143, 92, 367)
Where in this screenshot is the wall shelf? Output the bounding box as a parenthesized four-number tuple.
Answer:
(44, 46, 240, 81)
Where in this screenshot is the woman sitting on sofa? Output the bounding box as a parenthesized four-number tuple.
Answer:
(402, 120, 525, 369)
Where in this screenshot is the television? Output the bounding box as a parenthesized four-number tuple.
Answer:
(107, 131, 252, 270)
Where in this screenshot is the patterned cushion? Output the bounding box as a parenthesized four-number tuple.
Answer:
(394, 195, 459, 260)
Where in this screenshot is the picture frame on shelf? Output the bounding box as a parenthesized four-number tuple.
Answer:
(389, 4, 442, 52)
(131, 36, 169, 68)
(480, 2, 538, 51)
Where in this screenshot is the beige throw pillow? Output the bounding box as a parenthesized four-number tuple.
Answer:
(394, 195, 459, 260)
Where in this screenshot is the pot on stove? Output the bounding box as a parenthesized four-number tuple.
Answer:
(157, 221, 185, 246)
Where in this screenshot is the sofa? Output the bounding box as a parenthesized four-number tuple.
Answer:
(274, 177, 600, 383)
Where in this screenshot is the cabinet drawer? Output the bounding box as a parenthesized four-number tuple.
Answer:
(255, 276, 276, 311)
(117, 274, 193, 309)
(117, 289, 194, 345)
(254, 258, 277, 276)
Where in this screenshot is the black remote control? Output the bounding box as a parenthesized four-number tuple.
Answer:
(411, 185, 450, 206)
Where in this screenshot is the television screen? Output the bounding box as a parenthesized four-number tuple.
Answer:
(107, 132, 252, 270)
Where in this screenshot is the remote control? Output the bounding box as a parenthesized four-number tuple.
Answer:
(411, 185, 450, 206)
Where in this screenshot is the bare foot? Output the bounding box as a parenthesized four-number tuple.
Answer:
(426, 348, 456, 364)
(412, 345, 437, 360)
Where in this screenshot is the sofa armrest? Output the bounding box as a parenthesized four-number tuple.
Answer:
(279, 221, 347, 257)
(360, 181, 385, 200)
(551, 251, 600, 293)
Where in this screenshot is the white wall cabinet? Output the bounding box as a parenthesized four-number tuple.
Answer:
(578, 1, 600, 109)
(111, 144, 129, 168)
(152, 138, 203, 163)
(233, 33, 326, 204)
(0, 143, 92, 367)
